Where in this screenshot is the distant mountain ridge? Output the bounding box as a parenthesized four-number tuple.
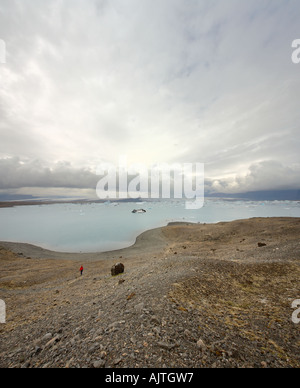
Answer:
(0, 189, 299, 203)
(206, 190, 300, 201)
(0, 194, 37, 201)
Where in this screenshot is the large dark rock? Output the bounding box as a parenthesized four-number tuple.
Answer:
(258, 242, 267, 247)
(111, 263, 125, 276)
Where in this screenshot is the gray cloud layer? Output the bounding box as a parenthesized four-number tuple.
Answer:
(0, 0, 300, 196)
(0, 157, 97, 189)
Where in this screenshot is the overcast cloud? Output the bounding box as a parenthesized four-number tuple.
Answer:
(0, 0, 300, 197)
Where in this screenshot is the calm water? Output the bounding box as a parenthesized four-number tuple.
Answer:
(0, 199, 299, 253)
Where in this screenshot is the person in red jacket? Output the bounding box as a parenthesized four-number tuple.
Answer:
(80, 266, 83, 276)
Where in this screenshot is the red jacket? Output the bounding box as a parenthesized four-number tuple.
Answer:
(80, 266, 83, 271)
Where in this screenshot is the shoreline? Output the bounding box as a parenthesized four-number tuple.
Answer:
(0, 223, 170, 261)
(0, 217, 299, 261)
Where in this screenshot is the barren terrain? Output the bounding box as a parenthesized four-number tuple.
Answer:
(0, 217, 299, 368)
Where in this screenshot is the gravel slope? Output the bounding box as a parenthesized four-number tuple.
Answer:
(0, 217, 299, 368)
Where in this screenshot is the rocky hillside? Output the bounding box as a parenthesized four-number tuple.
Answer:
(0, 217, 299, 368)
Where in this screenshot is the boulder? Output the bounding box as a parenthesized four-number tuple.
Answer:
(111, 263, 125, 276)
(258, 242, 267, 247)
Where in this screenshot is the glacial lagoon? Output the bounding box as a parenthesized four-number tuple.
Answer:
(0, 199, 299, 253)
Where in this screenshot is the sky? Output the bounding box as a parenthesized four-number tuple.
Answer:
(0, 0, 300, 199)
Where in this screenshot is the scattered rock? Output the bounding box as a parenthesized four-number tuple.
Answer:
(261, 361, 268, 368)
(134, 302, 144, 313)
(184, 329, 196, 342)
(34, 346, 42, 355)
(44, 335, 61, 349)
(113, 357, 122, 365)
(21, 360, 31, 368)
(157, 342, 177, 351)
(258, 242, 267, 247)
(107, 320, 125, 330)
(93, 360, 106, 368)
(196, 339, 207, 351)
(99, 351, 107, 359)
(42, 333, 53, 341)
(150, 316, 160, 325)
